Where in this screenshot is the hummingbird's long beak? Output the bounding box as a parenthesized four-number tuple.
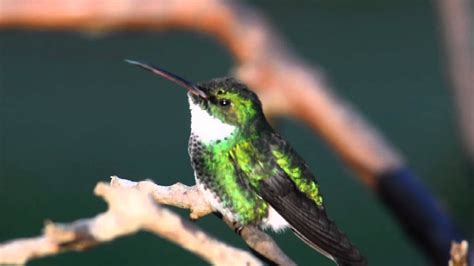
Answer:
(124, 59, 207, 99)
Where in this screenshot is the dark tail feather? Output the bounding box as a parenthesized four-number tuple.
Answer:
(292, 228, 367, 266)
(259, 161, 367, 265)
(258, 165, 367, 265)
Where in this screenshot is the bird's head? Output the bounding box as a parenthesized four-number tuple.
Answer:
(190, 77, 263, 128)
(125, 60, 264, 131)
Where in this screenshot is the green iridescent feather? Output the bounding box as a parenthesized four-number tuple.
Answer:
(208, 90, 257, 126)
(201, 137, 268, 224)
(271, 149, 323, 206)
(199, 127, 324, 224)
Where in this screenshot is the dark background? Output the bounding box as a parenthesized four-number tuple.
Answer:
(1, 1, 472, 265)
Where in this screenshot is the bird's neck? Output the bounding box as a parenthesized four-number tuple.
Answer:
(188, 96, 268, 148)
(189, 99, 241, 144)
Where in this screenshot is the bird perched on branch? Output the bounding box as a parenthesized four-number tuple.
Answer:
(126, 59, 366, 266)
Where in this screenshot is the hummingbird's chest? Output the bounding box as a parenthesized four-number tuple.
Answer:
(188, 133, 270, 225)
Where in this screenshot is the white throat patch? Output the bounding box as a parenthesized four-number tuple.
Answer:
(188, 97, 236, 143)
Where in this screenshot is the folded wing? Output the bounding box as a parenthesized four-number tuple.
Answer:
(256, 133, 366, 265)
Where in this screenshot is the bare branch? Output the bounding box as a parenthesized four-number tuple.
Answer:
(111, 176, 296, 266)
(0, 176, 294, 265)
(111, 177, 213, 220)
(436, 0, 474, 161)
(0, 181, 261, 266)
(449, 240, 469, 266)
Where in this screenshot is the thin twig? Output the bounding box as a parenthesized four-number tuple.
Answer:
(449, 240, 469, 266)
(0, 180, 261, 266)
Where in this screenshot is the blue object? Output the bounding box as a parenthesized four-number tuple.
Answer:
(377, 167, 465, 265)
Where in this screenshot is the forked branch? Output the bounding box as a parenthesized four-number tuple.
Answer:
(0, 176, 295, 265)
(110, 176, 296, 266)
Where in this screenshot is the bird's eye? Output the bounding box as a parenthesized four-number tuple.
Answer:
(219, 99, 231, 107)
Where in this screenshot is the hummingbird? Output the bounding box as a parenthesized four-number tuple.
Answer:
(125, 59, 366, 266)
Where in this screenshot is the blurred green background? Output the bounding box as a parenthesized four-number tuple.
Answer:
(1, 1, 472, 265)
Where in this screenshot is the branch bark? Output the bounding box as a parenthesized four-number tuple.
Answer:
(110, 176, 296, 266)
(436, 0, 474, 162)
(0, 176, 295, 265)
(0, 179, 262, 265)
